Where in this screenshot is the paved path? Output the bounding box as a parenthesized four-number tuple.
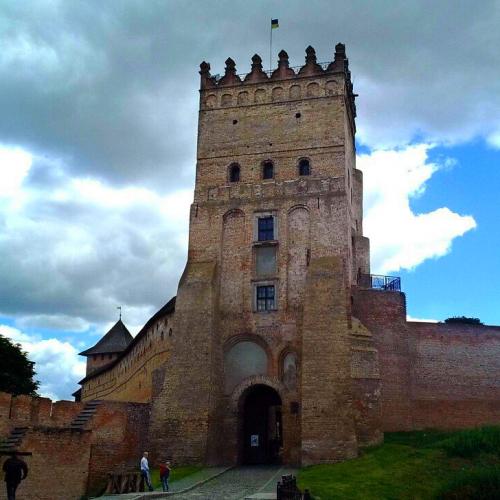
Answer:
(99, 465, 297, 500)
(172, 466, 298, 500)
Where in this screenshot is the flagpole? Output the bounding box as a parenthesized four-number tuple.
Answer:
(269, 19, 272, 73)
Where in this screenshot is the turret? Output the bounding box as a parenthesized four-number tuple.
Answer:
(79, 319, 133, 375)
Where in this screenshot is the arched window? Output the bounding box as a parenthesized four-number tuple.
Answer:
(298, 159, 310, 176)
(262, 160, 274, 180)
(229, 163, 240, 183)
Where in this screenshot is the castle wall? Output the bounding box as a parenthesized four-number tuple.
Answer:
(353, 289, 500, 431)
(0, 428, 92, 500)
(86, 401, 150, 496)
(0, 392, 84, 436)
(0, 392, 150, 500)
(353, 289, 413, 430)
(408, 321, 500, 429)
(81, 312, 173, 403)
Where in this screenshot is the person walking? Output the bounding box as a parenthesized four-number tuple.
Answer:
(3, 452, 28, 500)
(159, 460, 171, 492)
(140, 451, 153, 492)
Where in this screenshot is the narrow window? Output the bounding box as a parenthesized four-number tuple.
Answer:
(262, 161, 274, 179)
(258, 216, 274, 241)
(256, 285, 275, 311)
(229, 163, 240, 182)
(299, 159, 310, 176)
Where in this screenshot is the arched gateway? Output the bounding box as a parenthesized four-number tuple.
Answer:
(239, 384, 282, 464)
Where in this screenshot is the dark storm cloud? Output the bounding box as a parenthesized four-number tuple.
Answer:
(2, 0, 500, 191)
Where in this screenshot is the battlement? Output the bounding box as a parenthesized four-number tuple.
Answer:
(199, 43, 356, 122)
(0, 392, 83, 435)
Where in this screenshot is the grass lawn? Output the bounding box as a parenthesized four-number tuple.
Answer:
(297, 428, 500, 499)
(150, 465, 202, 490)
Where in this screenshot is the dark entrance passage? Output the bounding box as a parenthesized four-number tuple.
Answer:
(241, 385, 282, 464)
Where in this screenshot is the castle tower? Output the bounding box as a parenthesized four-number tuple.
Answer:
(149, 44, 380, 465)
(79, 319, 132, 376)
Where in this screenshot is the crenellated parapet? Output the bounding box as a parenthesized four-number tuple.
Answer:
(199, 43, 356, 123)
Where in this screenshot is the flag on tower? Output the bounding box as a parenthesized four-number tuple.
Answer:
(271, 19, 279, 29)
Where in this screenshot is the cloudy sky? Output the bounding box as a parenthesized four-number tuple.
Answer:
(1, 0, 499, 400)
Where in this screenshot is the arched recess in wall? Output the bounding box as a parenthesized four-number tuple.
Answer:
(280, 350, 299, 391)
(287, 205, 310, 309)
(306, 82, 320, 97)
(224, 339, 269, 394)
(220, 209, 246, 311)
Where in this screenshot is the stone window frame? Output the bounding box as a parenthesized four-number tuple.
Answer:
(253, 279, 278, 312)
(253, 211, 278, 243)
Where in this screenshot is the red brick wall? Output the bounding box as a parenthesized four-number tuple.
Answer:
(86, 401, 150, 496)
(0, 392, 83, 439)
(353, 289, 413, 431)
(0, 428, 92, 500)
(408, 321, 500, 429)
(354, 289, 500, 431)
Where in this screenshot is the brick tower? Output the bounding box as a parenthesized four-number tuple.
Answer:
(149, 44, 382, 465)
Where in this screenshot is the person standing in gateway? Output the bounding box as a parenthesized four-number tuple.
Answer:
(2, 452, 28, 500)
(140, 451, 153, 492)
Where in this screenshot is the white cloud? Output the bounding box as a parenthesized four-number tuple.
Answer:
(358, 144, 477, 274)
(0, 145, 32, 197)
(0, 148, 190, 331)
(406, 315, 438, 323)
(0, 324, 85, 401)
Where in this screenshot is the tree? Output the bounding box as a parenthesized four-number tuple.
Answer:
(444, 316, 483, 325)
(0, 334, 39, 396)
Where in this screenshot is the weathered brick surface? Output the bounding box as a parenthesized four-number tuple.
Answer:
(301, 257, 359, 464)
(353, 289, 413, 430)
(0, 428, 92, 500)
(0, 392, 84, 437)
(408, 322, 500, 429)
(0, 393, 150, 499)
(81, 312, 173, 403)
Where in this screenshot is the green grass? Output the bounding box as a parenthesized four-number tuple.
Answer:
(150, 465, 202, 490)
(297, 428, 500, 500)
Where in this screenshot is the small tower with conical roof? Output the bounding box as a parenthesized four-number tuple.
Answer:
(79, 319, 133, 375)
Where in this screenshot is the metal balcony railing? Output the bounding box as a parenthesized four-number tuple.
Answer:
(358, 273, 401, 291)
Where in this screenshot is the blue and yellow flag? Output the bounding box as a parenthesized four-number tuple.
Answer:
(271, 19, 279, 29)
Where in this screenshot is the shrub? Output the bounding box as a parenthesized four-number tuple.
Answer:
(437, 467, 500, 499)
(437, 427, 500, 458)
(444, 316, 482, 325)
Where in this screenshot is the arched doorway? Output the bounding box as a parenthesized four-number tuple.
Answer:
(241, 384, 282, 464)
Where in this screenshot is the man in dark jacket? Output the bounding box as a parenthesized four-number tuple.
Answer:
(3, 452, 28, 500)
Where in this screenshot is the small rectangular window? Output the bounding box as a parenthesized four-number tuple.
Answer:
(256, 285, 275, 311)
(258, 216, 274, 241)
